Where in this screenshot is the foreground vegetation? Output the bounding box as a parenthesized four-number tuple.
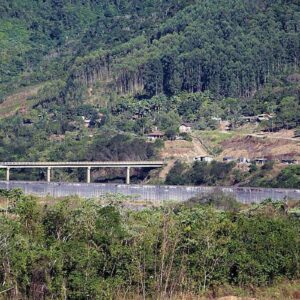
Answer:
(1, 189, 300, 299)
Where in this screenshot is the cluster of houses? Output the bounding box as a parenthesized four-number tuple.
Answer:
(218, 113, 275, 131)
(146, 123, 193, 141)
(223, 156, 298, 165)
(193, 155, 299, 165)
(144, 122, 299, 166)
(146, 112, 275, 140)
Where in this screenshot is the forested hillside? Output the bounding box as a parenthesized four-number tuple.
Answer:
(0, 0, 193, 99)
(0, 0, 299, 168)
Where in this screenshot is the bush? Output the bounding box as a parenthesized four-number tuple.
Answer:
(165, 161, 188, 185)
(185, 190, 241, 211)
(179, 132, 192, 141)
(273, 165, 300, 189)
(1, 191, 300, 298)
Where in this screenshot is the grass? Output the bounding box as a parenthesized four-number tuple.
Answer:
(198, 130, 235, 144)
(193, 130, 236, 156)
(0, 84, 43, 119)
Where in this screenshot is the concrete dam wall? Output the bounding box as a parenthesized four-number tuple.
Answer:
(0, 181, 299, 204)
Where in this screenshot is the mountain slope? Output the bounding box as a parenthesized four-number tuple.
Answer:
(0, 0, 299, 166)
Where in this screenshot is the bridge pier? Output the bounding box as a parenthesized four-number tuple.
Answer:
(47, 167, 51, 183)
(6, 168, 10, 182)
(126, 167, 131, 185)
(0, 161, 164, 184)
(87, 167, 91, 183)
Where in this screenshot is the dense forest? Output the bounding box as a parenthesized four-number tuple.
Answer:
(1, 0, 299, 98)
(0, 0, 299, 176)
(1, 190, 300, 299)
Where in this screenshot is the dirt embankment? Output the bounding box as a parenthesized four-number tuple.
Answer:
(158, 139, 209, 180)
(220, 135, 300, 160)
(160, 139, 208, 162)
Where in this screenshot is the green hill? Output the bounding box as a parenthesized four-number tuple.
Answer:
(0, 0, 299, 167)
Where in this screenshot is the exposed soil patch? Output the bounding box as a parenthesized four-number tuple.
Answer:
(220, 135, 300, 160)
(160, 140, 208, 162)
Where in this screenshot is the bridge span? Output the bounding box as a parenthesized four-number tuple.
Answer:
(0, 161, 164, 184)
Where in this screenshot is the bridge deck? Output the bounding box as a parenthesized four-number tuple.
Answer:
(0, 161, 165, 184)
(0, 161, 165, 168)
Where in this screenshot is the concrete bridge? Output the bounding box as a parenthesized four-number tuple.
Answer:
(0, 161, 164, 184)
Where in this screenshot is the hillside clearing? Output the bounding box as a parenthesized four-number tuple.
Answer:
(0, 84, 43, 119)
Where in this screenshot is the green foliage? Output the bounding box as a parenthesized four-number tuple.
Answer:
(184, 190, 241, 212)
(166, 161, 188, 185)
(166, 161, 236, 186)
(272, 165, 300, 189)
(1, 191, 300, 298)
(248, 165, 300, 189)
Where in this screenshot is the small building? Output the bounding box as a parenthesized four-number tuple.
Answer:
(211, 117, 222, 123)
(146, 130, 165, 141)
(81, 116, 91, 128)
(84, 119, 91, 128)
(179, 123, 193, 133)
(281, 158, 299, 165)
(223, 156, 236, 162)
(257, 113, 275, 122)
(219, 120, 232, 131)
(240, 116, 258, 123)
(238, 157, 251, 164)
(254, 157, 268, 165)
(194, 156, 214, 163)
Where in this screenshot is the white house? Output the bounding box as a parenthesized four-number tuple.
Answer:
(179, 123, 193, 133)
(146, 130, 165, 141)
(194, 156, 214, 163)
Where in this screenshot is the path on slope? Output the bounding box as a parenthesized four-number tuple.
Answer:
(158, 137, 209, 179)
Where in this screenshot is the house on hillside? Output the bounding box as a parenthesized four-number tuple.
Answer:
(194, 156, 214, 163)
(223, 156, 237, 162)
(240, 116, 258, 123)
(219, 120, 232, 131)
(257, 113, 275, 122)
(146, 130, 165, 141)
(254, 157, 268, 165)
(211, 117, 222, 123)
(238, 157, 251, 164)
(281, 158, 299, 165)
(81, 116, 91, 128)
(179, 123, 193, 133)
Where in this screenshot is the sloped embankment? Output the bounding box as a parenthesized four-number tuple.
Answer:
(220, 135, 300, 160)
